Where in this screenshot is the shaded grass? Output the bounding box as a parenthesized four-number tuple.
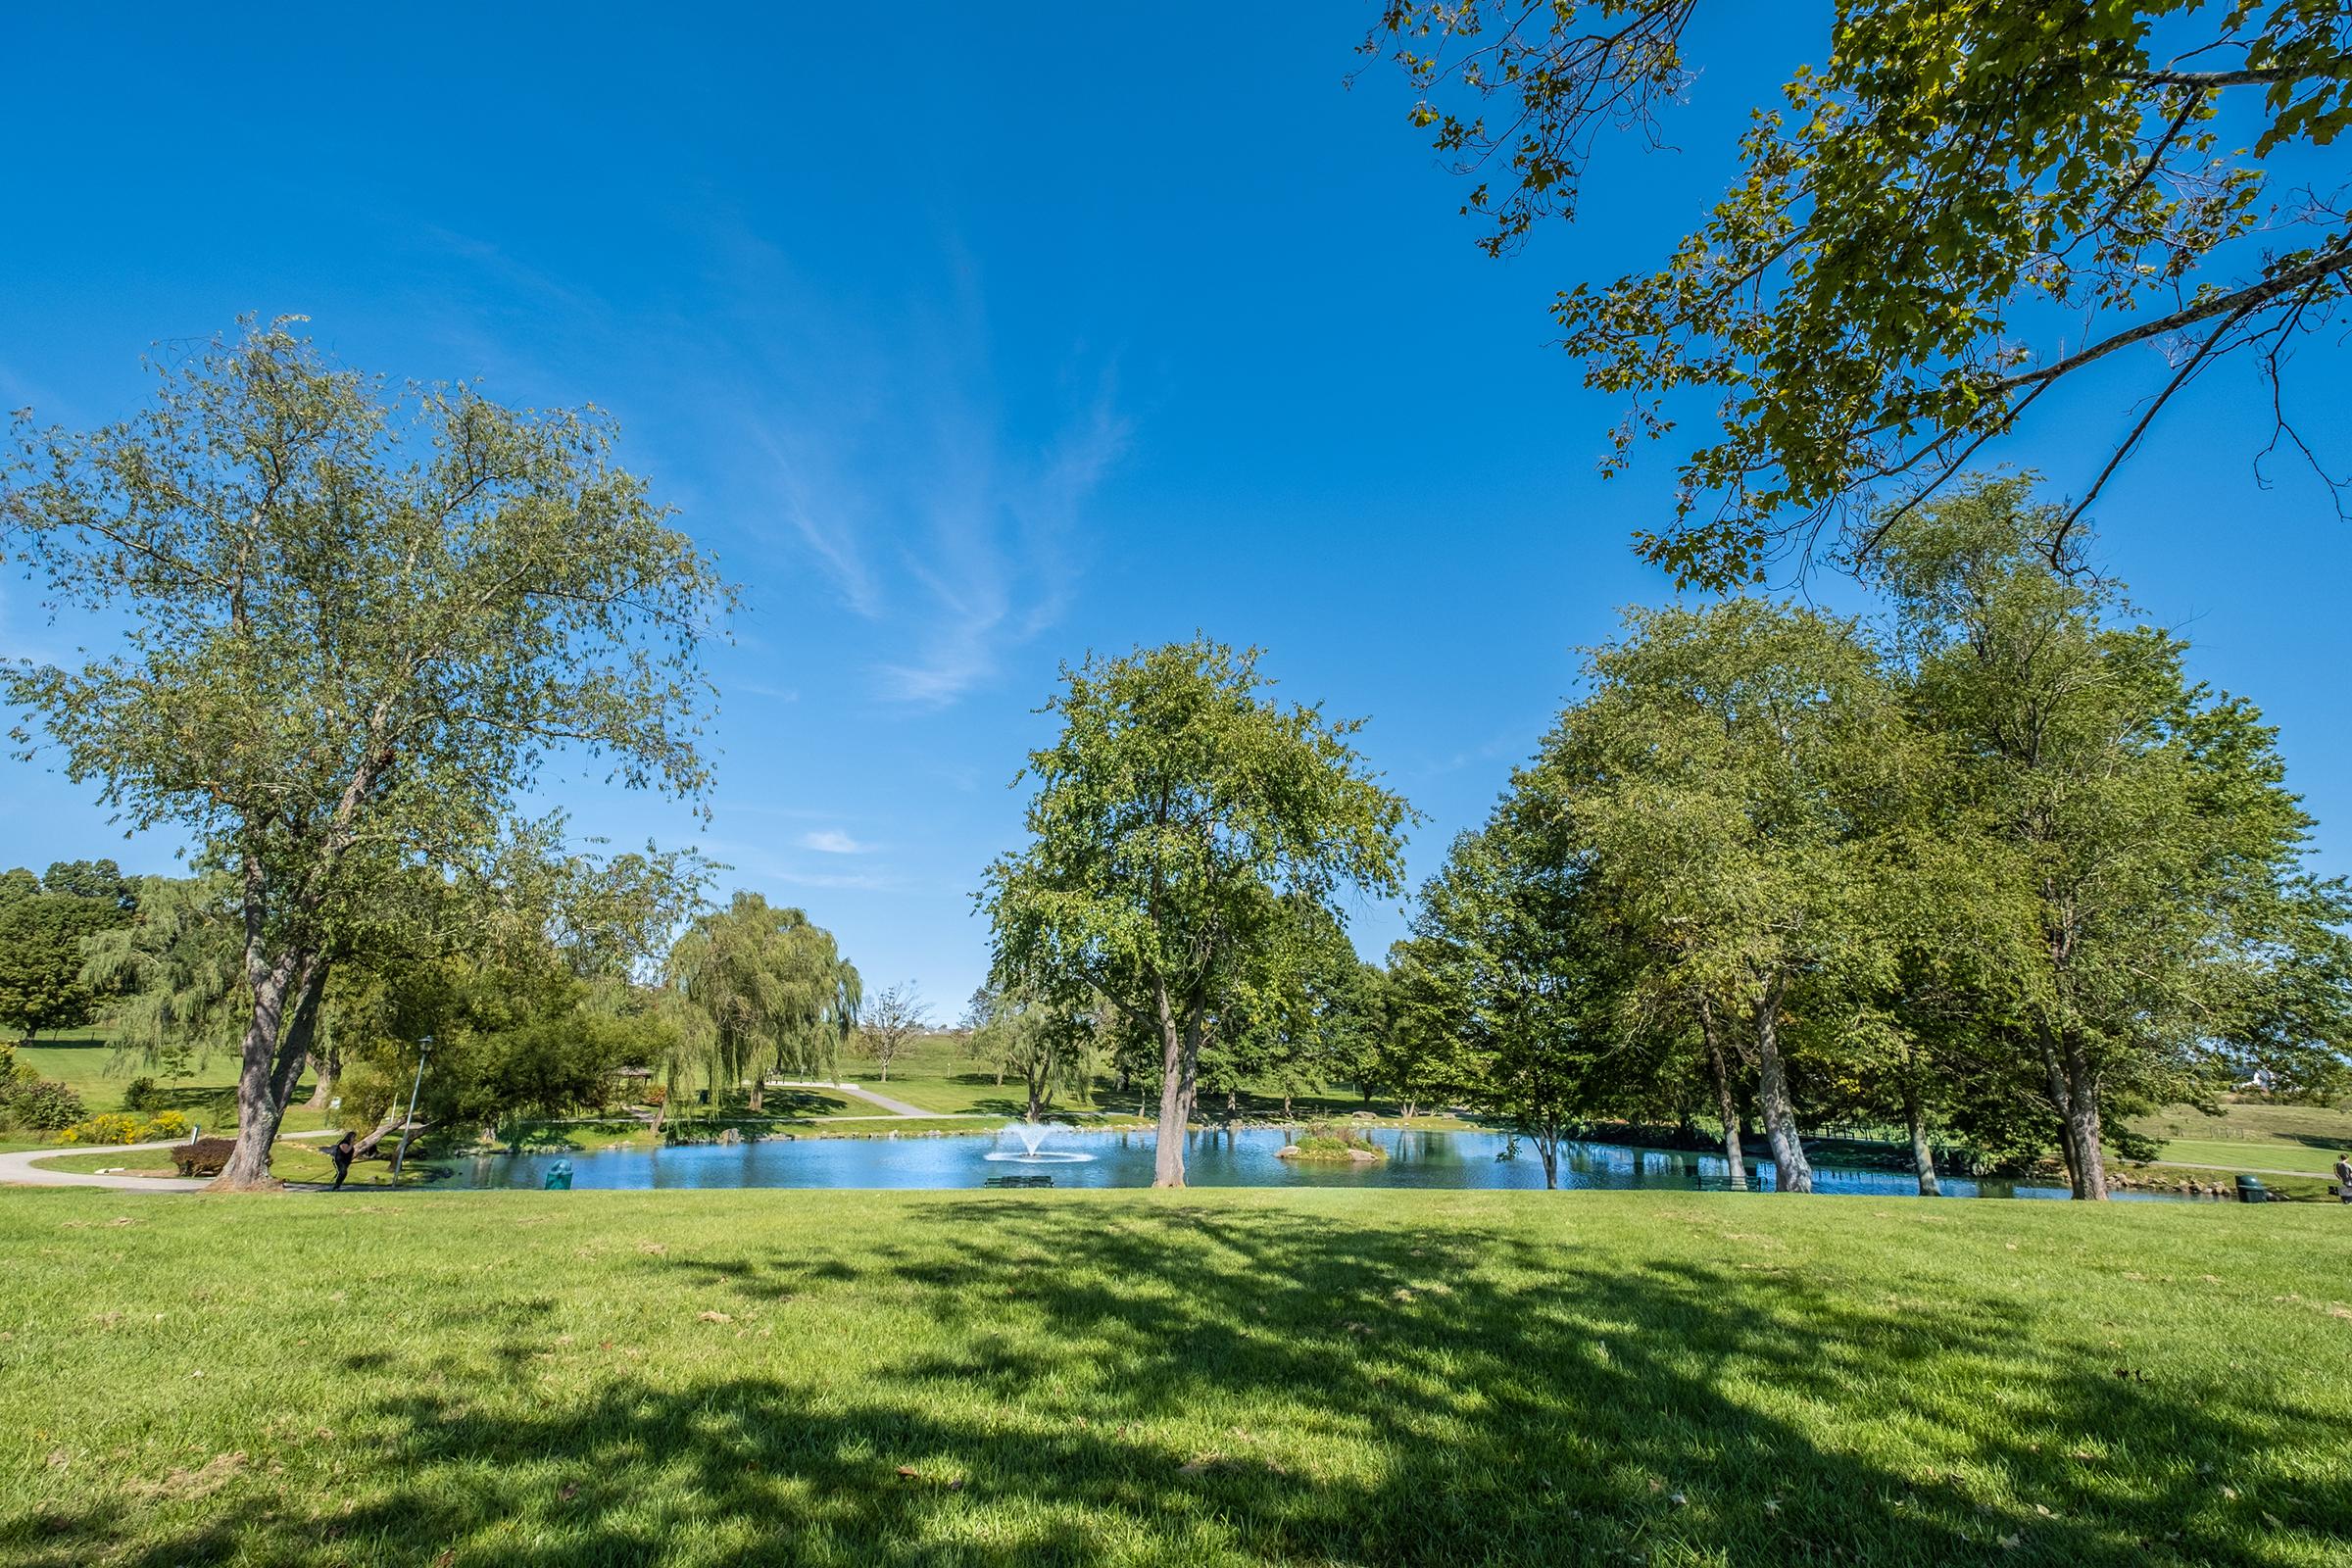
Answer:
(4, 1188, 2349, 1566)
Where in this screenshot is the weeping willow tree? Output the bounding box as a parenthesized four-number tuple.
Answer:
(80, 874, 247, 1082)
(665, 893, 860, 1112)
(969, 979, 1106, 1123)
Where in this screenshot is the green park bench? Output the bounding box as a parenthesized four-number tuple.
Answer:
(983, 1174, 1055, 1189)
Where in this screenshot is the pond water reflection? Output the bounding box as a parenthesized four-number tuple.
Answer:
(454, 1123, 2203, 1200)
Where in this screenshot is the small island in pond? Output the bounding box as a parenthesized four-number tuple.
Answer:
(1276, 1126, 1388, 1163)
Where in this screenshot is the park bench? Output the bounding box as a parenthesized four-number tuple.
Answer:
(983, 1174, 1055, 1189)
(1693, 1173, 1760, 1194)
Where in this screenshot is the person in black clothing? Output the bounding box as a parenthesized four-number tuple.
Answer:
(329, 1131, 355, 1191)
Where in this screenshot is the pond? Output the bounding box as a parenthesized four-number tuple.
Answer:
(451, 1123, 2206, 1200)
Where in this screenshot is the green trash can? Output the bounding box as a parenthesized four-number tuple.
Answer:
(2233, 1174, 2269, 1203)
(544, 1160, 574, 1191)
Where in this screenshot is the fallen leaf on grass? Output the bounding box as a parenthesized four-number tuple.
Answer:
(433, 1551, 454, 1568)
(697, 1310, 733, 1323)
(559, 1483, 579, 1501)
(1997, 1534, 2022, 1550)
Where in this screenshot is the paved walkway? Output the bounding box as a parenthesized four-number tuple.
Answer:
(0, 1130, 343, 1192)
(772, 1079, 942, 1118)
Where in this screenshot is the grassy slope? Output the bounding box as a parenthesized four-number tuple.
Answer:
(2126, 1099, 2352, 1188)
(4, 1037, 328, 1152)
(3, 1190, 2347, 1568)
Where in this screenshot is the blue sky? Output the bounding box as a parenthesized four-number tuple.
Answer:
(5, 4, 2348, 1008)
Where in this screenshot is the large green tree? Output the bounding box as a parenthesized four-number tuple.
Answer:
(0, 885, 127, 1039)
(1871, 480, 2338, 1197)
(80, 872, 247, 1081)
(967, 979, 1105, 1123)
(1, 319, 728, 1188)
(1370, 2, 2352, 584)
(666, 893, 861, 1111)
(982, 640, 1411, 1186)
(1543, 600, 1912, 1191)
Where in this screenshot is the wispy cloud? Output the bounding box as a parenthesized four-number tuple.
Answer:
(395, 212, 1132, 713)
(707, 226, 1130, 710)
(799, 828, 869, 856)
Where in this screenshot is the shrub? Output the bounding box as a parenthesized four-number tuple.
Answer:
(3, 1078, 87, 1131)
(172, 1136, 239, 1177)
(122, 1075, 161, 1112)
(56, 1111, 145, 1146)
(141, 1109, 191, 1140)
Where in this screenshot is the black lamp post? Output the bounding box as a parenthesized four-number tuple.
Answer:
(390, 1035, 432, 1182)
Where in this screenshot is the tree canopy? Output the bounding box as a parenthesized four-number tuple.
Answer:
(1368, 1, 2352, 584)
(981, 639, 1412, 1185)
(1, 318, 729, 1186)
(1383, 479, 2349, 1195)
(666, 893, 861, 1111)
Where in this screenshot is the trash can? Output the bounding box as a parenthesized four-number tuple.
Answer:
(2233, 1173, 2269, 1203)
(544, 1160, 574, 1191)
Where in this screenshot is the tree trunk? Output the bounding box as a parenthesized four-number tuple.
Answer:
(1699, 996, 1748, 1190)
(2042, 1027, 2108, 1200)
(1151, 975, 1188, 1188)
(210, 953, 320, 1192)
(1751, 982, 1813, 1194)
(352, 1107, 404, 1158)
(1903, 1084, 1940, 1197)
(303, 1015, 340, 1112)
(268, 978, 325, 1114)
(1026, 1069, 1043, 1124)
(1224, 1088, 1238, 1124)
(747, 1073, 763, 1113)
(1537, 1134, 1559, 1190)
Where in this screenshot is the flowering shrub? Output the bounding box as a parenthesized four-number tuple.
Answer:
(54, 1110, 192, 1146)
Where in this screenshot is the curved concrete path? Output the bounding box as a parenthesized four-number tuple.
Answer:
(0, 1141, 206, 1190)
(0, 1130, 344, 1192)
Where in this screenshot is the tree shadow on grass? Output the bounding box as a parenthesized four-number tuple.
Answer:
(7, 1203, 2343, 1567)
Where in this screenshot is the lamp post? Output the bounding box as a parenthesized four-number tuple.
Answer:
(390, 1035, 432, 1183)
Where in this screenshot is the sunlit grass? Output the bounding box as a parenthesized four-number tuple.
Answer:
(3, 1188, 2346, 1566)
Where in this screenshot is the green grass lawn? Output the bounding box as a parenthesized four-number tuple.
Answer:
(2128, 1098, 2352, 1183)
(3, 1189, 2347, 1566)
(2150, 1141, 2343, 1176)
